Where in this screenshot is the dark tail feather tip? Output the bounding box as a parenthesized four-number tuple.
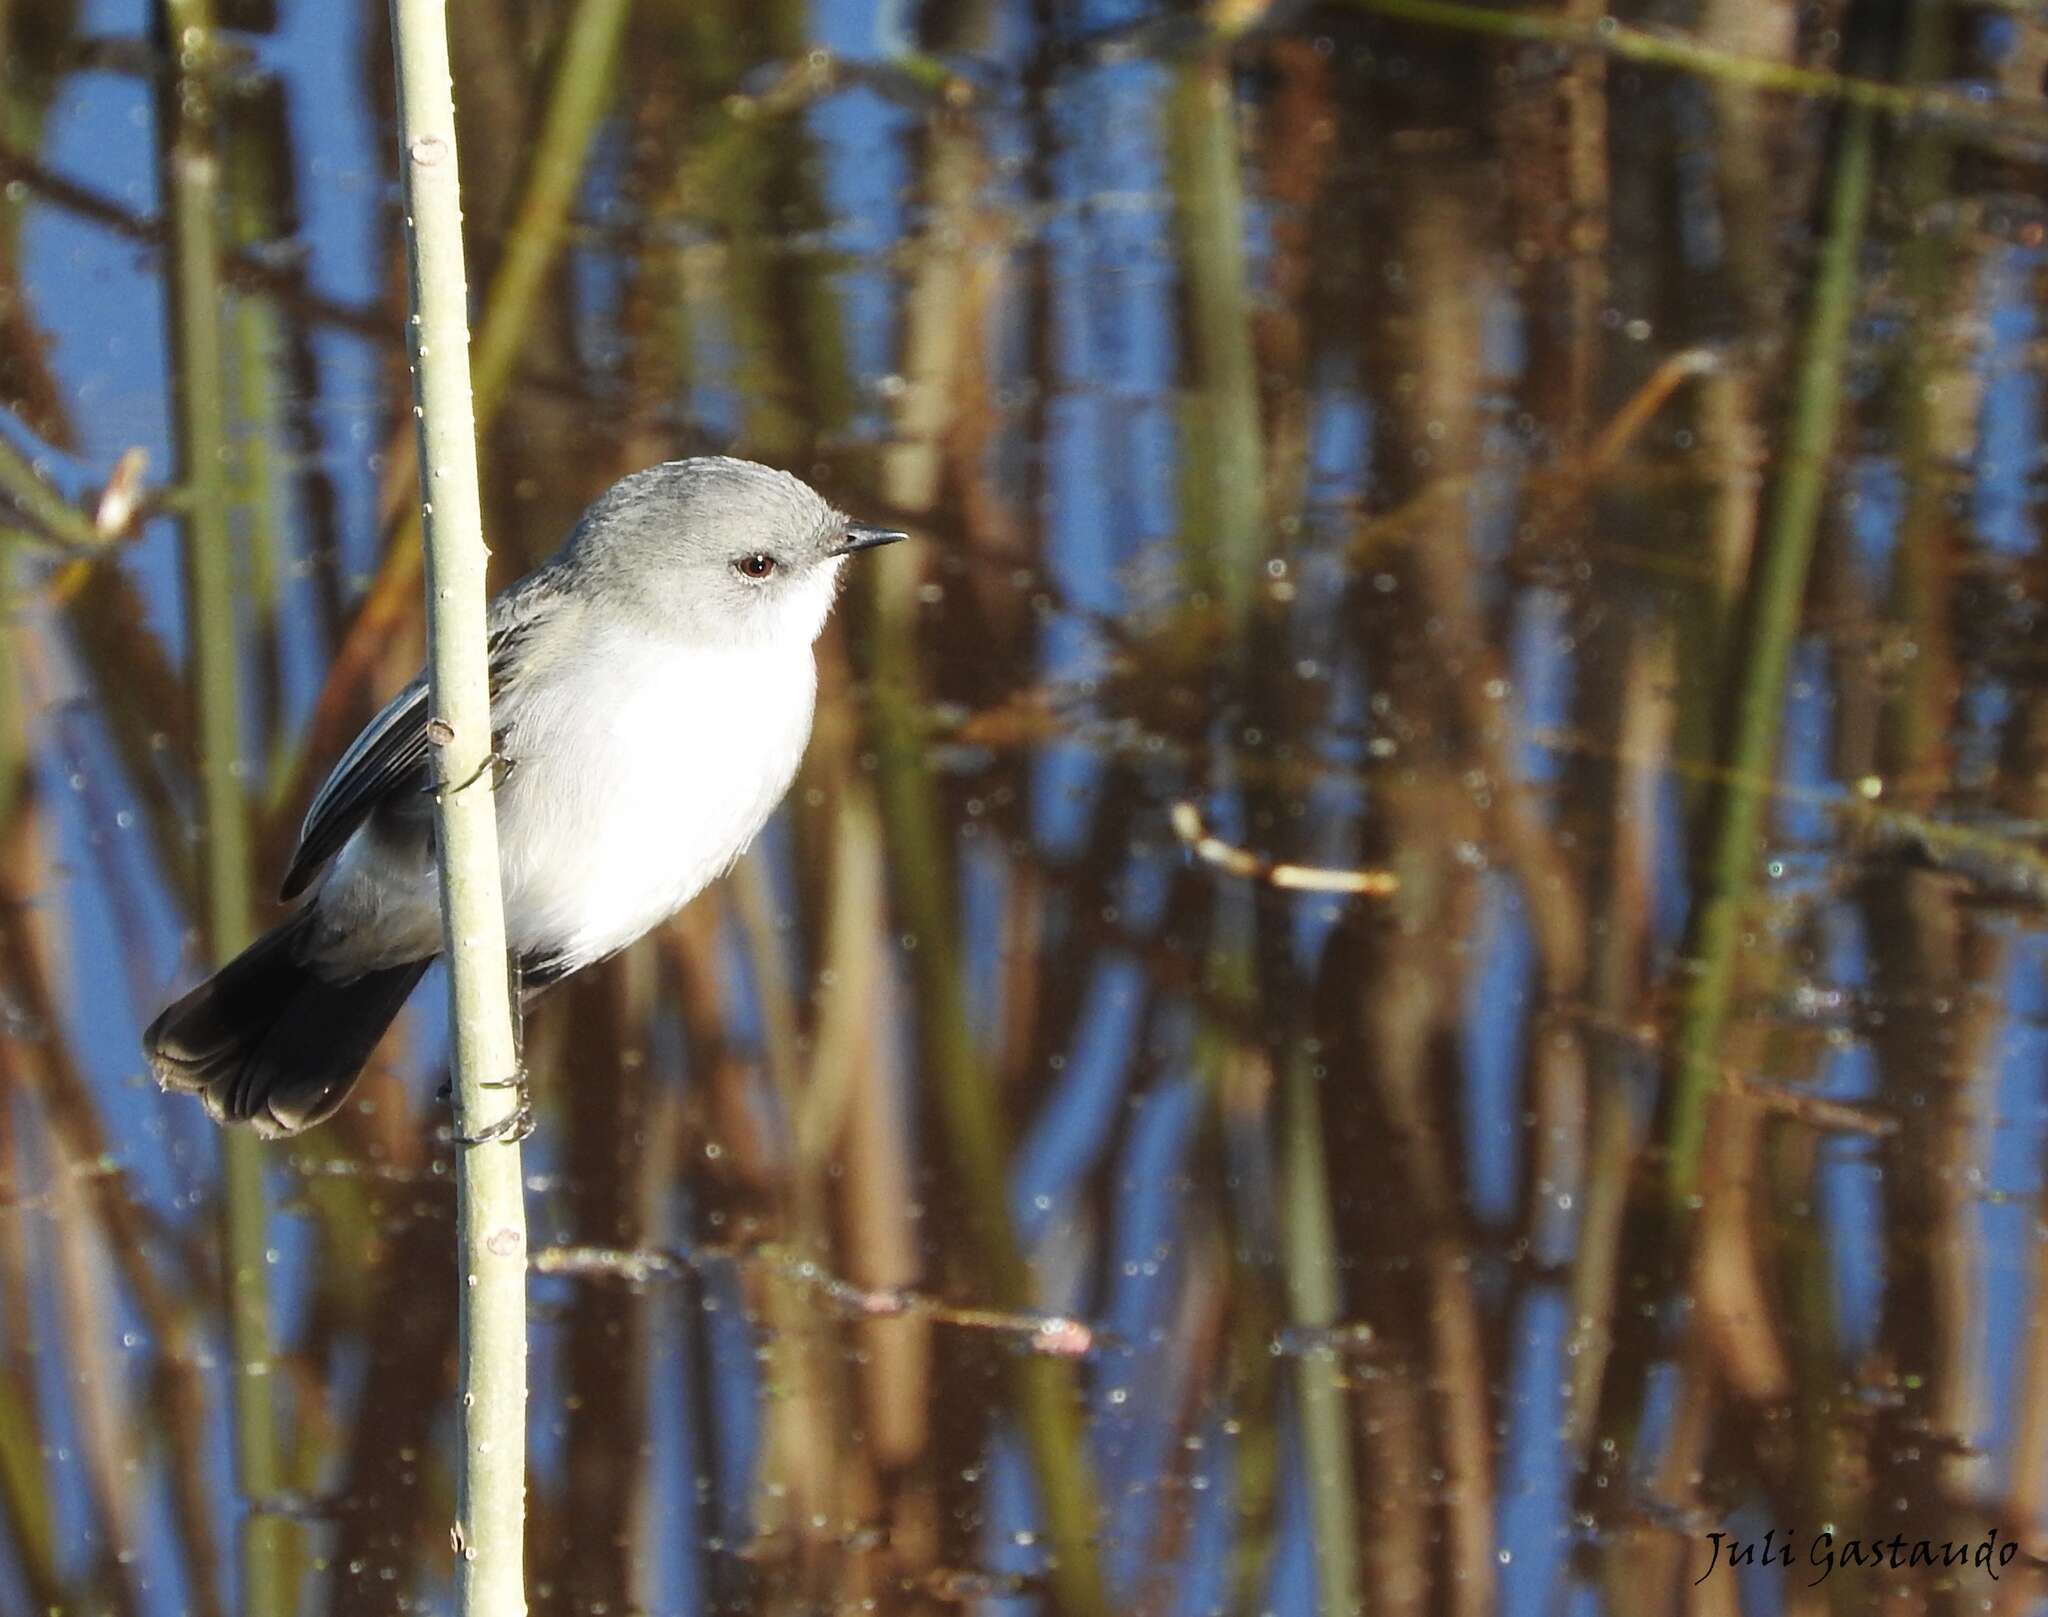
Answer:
(144, 920, 428, 1137)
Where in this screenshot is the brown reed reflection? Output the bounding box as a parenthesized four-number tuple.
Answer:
(1, 1, 2046, 1615)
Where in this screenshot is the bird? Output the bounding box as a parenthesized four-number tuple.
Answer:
(144, 456, 905, 1137)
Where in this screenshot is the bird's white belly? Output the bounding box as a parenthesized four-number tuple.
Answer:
(494, 639, 815, 972)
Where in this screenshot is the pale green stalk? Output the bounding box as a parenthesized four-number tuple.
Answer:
(388, 3, 527, 1612)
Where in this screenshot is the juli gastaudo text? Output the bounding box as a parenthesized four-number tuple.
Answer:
(1695, 1528, 2019, 1586)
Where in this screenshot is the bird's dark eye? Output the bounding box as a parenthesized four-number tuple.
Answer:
(735, 554, 777, 579)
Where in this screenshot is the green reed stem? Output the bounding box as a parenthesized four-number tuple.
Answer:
(1163, 56, 1264, 630)
(1663, 104, 1877, 1211)
(224, 89, 291, 762)
(156, 2, 289, 1610)
(867, 543, 1111, 1617)
(1277, 1044, 1364, 1614)
(388, 2, 528, 1610)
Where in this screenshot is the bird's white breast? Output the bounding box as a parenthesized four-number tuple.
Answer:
(493, 633, 816, 972)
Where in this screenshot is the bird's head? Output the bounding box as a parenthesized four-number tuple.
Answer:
(568, 456, 905, 649)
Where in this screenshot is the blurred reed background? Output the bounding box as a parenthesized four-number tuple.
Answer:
(2, 0, 2047, 1614)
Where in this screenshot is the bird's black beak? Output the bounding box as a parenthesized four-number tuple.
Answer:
(831, 521, 908, 557)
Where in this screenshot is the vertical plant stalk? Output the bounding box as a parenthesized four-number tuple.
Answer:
(224, 84, 293, 760)
(1275, 1046, 1364, 1614)
(387, 1, 527, 1610)
(1661, 103, 1877, 1209)
(1162, 56, 1264, 628)
(155, 1, 289, 1608)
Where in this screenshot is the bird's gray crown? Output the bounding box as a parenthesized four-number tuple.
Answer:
(567, 456, 841, 572)
(557, 456, 859, 647)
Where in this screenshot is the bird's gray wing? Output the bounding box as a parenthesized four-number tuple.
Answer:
(280, 571, 564, 900)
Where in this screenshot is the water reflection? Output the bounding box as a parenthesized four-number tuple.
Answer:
(2, 2, 2046, 1615)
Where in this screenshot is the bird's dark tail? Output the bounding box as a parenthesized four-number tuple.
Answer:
(143, 912, 430, 1137)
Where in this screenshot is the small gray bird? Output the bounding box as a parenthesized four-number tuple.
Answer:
(144, 457, 904, 1136)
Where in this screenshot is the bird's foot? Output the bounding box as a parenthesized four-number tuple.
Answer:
(425, 746, 517, 799)
(454, 1063, 534, 1145)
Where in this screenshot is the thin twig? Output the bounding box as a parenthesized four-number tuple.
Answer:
(1169, 800, 1399, 895)
(534, 1243, 1097, 1357)
(1340, 0, 2048, 155)
(534, 1240, 1401, 1369)
(1554, 1003, 1900, 1139)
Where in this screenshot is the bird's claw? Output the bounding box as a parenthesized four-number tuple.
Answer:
(457, 1102, 533, 1146)
(425, 747, 517, 799)
(454, 1065, 534, 1145)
